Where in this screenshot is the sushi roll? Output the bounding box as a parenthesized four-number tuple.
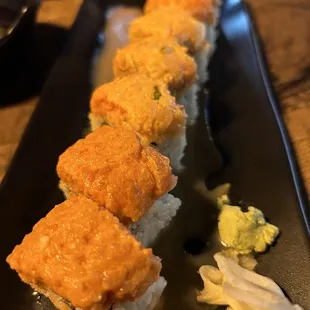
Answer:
(129, 7, 210, 83)
(113, 36, 199, 125)
(7, 196, 162, 310)
(89, 74, 187, 171)
(144, 0, 221, 56)
(57, 126, 179, 225)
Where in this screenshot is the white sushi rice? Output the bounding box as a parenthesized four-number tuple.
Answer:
(130, 193, 181, 247)
(205, 4, 221, 57)
(113, 277, 167, 310)
(178, 83, 199, 126)
(205, 25, 218, 57)
(192, 4, 222, 86)
(157, 133, 187, 173)
(194, 45, 210, 84)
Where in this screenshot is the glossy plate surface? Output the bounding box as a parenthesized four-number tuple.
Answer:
(0, 0, 309, 309)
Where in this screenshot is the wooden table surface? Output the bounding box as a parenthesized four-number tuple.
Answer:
(0, 0, 309, 194)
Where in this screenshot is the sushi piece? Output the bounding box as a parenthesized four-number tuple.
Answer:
(129, 7, 210, 83)
(6, 196, 162, 310)
(89, 74, 187, 171)
(113, 37, 198, 125)
(144, 0, 221, 56)
(57, 126, 177, 224)
(129, 7, 206, 55)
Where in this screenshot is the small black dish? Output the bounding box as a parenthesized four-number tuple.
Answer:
(0, 1, 37, 47)
(0, 0, 70, 106)
(0, 2, 39, 104)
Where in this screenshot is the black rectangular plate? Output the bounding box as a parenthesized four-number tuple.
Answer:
(0, 0, 309, 309)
